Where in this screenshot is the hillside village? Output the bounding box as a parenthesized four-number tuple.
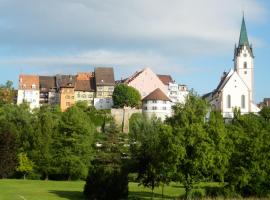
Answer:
(16, 16, 267, 123)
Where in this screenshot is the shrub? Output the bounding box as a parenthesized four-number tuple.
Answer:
(84, 167, 128, 200)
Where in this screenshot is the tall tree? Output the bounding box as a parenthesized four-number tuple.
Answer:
(0, 81, 16, 105)
(16, 152, 34, 180)
(167, 92, 216, 199)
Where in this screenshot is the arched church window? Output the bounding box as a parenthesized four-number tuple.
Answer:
(241, 95, 245, 109)
(227, 95, 231, 108)
(244, 62, 247, 69)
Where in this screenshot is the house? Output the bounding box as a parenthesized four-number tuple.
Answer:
(122, 67, 167, 98)
(142, 88, 172, 121)
(258, 98, 270, 109)
(17, 75, 40, 109)
(74, 73, 95, 106)
(204, 16, 260, 118)
(158, 74, 188, 104)
(94, 67, 115, 109)
(39, 76, 59, 105)
(57, 75, 76, 111)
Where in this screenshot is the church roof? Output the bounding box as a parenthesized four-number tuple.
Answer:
(239, 16, 249, 46)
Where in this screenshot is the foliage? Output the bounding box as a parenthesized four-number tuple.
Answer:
(16, 152, 34, 179)
(84, 167, 128, 200)
(166, 93, 217, 199)
(113, 84, 141, 108)
(0, 131, 17, 178)
(0, 81, 16, 105)
(130, 116, 181, 196)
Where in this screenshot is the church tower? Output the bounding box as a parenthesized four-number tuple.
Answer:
(234, 16, 254, 102)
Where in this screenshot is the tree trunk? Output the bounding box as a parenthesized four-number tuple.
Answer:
(44, 173, 48, 181)
(23, 173, 26, 180)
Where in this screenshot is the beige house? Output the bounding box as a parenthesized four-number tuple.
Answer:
(94, 67, 115, 109)
(74, 73, 95, 106)
(122, 67, 167, 98)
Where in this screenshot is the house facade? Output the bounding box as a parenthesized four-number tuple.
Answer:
(39, 76, 59, 105)
(94, 67, 115, 109)
(204, 16, 260, 118)
(17, 75, 40, 109)
(58, 75, 76, 111)
(142, 88, 172, 121)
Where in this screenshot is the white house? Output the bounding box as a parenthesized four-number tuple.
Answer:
(157, 75, 188, 104)
(204, 16, 260, 118)
(142, 88, 172, 121)
(17, 75, 40, 109)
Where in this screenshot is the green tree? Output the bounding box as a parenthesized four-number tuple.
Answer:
(167, 93, 216, 199)
(54, 105, 94, 180)
(16, 152, 34, 179)
(0, 81, 16, 105)
(130, 116, 181, 197)
(259, 106, 270, 122)
(0, 131, 17, 178)
(112, 84, 141, 108)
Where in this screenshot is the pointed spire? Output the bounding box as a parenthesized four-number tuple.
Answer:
(239, 14, 249, 46)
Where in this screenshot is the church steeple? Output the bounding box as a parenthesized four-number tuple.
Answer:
(238, 15, 249, 46)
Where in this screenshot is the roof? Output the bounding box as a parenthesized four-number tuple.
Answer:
(75, 74, 95, 91)
(95, 67, 115, 86)
(56, 75, 76, 88)
(142, 88, 171, 101)
(39, 76, 56, 91)
(122, 69, 143, 84)
(239, 16, 249, 46)
(157, 74, 173, 85)
(19, 75, 39, 90)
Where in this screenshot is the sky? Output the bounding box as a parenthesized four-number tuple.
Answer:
(0, 0, 269, 103)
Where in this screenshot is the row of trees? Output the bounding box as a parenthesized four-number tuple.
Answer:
(128, 93, 270, 198)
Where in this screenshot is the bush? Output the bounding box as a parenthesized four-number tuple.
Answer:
(84, 167, 128, 200)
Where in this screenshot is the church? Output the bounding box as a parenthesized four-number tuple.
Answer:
(204, 16, 260, 118)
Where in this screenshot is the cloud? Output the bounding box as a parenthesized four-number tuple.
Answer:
(0, 0, 265, 55)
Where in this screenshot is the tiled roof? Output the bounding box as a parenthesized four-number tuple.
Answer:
(77, 72, 94, 81)
(122, 70, 143, 84)
(142, 88, 171, 101)
(19, 75, 39, 90)
(75, 76, 95, 92)
(39, 76, 56, 91)
(95, 67, 115, 86)
(56, 75, 76, 88)
(157, 74, 173, 85)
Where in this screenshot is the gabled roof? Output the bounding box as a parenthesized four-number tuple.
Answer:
(19, 75, 39, 90)
(95, 67, 115, 86)
(122, 69, 143, 84)
(142, 88, 171, 101)
(157, 74, 173, 86)
(75, 73, 95, 92)
(39, 76, 56, 91)
(56, 75, 76, 88)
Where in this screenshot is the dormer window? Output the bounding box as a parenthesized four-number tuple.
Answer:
(32, 84, 36, 89)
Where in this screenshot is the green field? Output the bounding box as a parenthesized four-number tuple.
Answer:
(0, 179, 189, 200)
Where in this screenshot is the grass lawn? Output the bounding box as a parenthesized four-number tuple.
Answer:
(0, 179, 220, 200)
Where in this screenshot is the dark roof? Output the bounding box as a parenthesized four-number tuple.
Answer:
(95, 67, 115, 86)
(157, 74, 173, 85)
(75, 78, 95, 92)
(56, 75, 76, 88)
(39, 76, 56, 91)
(142, 88, 171, 101)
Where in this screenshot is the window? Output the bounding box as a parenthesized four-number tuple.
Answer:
(66, 102, 70, 106)
(163, 106, 166, 110)
(97, 92, 102, 96)
(244, 71, 247, 74)
(152, 106, 157, 110)
(82, 94, 86, 98)
(152, 100, 157, 103)
(77, 94, 80, 98)
(144, 106, 147, 110)
(241, 95, 245, 109)
(32, 84, 36, 89)
(227, 95, 231, 108)
(244, 62, 247, 69)
(65, 95, 70, 99)
(163, 101, 167, 104)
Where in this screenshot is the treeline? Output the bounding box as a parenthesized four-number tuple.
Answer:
(1, 81, 270, 199)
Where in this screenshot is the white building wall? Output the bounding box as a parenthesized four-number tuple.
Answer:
(94, 98, 113, 110)
(167, 83, 188, 104)
(235, 45, 254, 102)
(221, 73, 249, 118)
(17, 89, 40, 109)
(142, 100, 172, 121)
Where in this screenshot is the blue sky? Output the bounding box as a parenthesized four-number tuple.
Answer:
(0, 0, 269, 103)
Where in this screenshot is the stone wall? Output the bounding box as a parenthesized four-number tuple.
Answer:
(111, 108, 142, 133)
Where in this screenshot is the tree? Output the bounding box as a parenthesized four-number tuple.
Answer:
(16, 153, 34, 179)
(0, 81, 16, 105)
(53, 105, 94, 180)
(130, 116, 181, 197)
(0, 131, 17, 178)
(167, 92, 217, 199)
(259, 106, 270, 122)
(112, 84, 141, 108)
